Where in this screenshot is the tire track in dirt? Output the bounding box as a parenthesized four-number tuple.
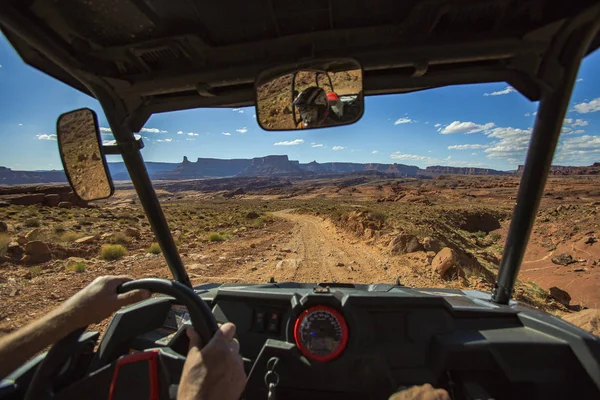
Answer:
(268, 210, 405, 284)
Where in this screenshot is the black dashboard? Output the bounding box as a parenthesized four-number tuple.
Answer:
(95, 282, 600, 399)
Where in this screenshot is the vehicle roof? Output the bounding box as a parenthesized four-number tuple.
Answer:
(1, 0, 600, 130)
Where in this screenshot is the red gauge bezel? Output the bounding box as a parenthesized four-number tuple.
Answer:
(293, 305, 349, 362)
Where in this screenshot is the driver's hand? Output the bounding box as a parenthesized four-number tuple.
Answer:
(389, 384, 450, 400)
(178, 323, 246, 400)
(57, 276, 150, 328)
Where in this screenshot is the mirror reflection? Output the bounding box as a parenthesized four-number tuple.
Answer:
(57, 108, 113, 201)
(256, 60, 363, 130)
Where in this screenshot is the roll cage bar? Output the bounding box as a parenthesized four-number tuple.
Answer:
(0, 4, 599, 302)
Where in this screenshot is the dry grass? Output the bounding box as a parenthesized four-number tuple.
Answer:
(147, 243, 162, 254)
(207, 232, 226, 242)
(100, 244, 127, 261)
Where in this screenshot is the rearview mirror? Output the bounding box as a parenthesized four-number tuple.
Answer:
(255, 59, 363, 131)
(56, 108, 114, 201)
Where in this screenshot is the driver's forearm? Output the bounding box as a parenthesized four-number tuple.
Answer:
(0, 307, 79, 380)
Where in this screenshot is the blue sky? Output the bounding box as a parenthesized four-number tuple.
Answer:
(1, 33, 600, 172)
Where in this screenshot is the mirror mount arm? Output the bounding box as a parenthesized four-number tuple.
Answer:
(102, 138, 145, 155)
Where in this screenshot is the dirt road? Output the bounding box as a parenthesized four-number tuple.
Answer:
(264, 210, 425, 285)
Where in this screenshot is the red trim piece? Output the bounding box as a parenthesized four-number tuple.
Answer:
(109, 350, 160, 400)
(293, 305, 349, 362)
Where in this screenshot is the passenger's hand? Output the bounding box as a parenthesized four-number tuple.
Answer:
(389, 384, 450, 400)
(57, 275, 150, 328)
(178, 323, 246, 400)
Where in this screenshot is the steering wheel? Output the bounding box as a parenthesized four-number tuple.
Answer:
(24, 278, 218, 400)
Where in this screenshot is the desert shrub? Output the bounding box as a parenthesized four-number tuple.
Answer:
(474, 231, 487, 239)
(66, 260, 87, 273)
(30, 265, 42, 277)
(59, 232, 85, 242)
(24, 218, 40, 228)
(100, 244, 127, 261)
(369, 210, 388, 223)
(147, 243, 162, 254)
(0, 233, 11, 256)
(53, 224, 66, 234)
(110, 232, 131, 245)
(489, 232, 502, 242)
(207, 232, 226, 242)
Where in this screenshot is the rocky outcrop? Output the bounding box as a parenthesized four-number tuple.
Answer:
(0, 186, 87, 207)
(517, 162, 600, 176)
(239, 155, 305, 177)
(388, 234, 424, 255)
(425, 166, 507, 176)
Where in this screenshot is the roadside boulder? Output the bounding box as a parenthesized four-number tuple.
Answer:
(0, 221, 7, 233)
(75, 235, 99, 244)
(563, 309, 600, 336)
(388, 234, 424, 255)
(58, 201, 72, 209)
(7, 242, 24, 259)
(246, 211, 260, 220)
(549, 286, 571, 307)
(431, 247, 459, 277)
(44, 194, 61, 207)
(551, 253, 575, 266)
(24, 241, 52, 264)
(125, 227, 141, 239)
(16, 236, 27, 246)
(25, 228, 41, 241)
(421, 237, 442, 253)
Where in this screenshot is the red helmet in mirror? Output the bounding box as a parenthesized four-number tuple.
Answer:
(326, 92, 344, 119)
(293, 87, 329, 128)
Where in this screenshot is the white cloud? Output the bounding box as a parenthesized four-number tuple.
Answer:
(236, 127, 248, 134)
(439, 121, 495, 134)
(434, 123, 441, 128)
(484, 86, 515, 96)
(564, 118, 588, 127)
(561, 118, 589, 134)
(102, 140, 116, 146)
(447, 144, 489, 150)
(177, 131, 183, 135)
(186, 138, 195, 141)
(274, 139, 304, 146)
(18, 123, 23, 126)
(574, 97, 600, 114)
(483, 127, 532, 161)
(390, 153, 431, 162)
(471, 152, 478, 156)
(100, 127, 112, 133)
(155, 138, 173, 143)
(577, 78, 584, 82)
(187, 132, 199, 136)
(312, 143, 324, 148)
(36, 134, 57, 141)
(394, 117, 412, 125)
(232, 108, 244, 114)
(252, 114, 256, 119)
(371, 150, 379, 154)
(141, 127, 168, 134)
(524, 113, 531, 117)
(332, 146, 345, 151)
(221, 132, 231, 136)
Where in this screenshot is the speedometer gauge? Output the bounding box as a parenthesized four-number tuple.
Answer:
(293, 305, 349, 362)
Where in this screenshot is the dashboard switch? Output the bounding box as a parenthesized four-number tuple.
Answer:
(254, 310, 266, 332)
(267, 312, 280, 334)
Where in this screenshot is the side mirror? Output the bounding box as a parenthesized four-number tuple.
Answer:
(56, 108, 114, 201)
(255, 59, 364, 131)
